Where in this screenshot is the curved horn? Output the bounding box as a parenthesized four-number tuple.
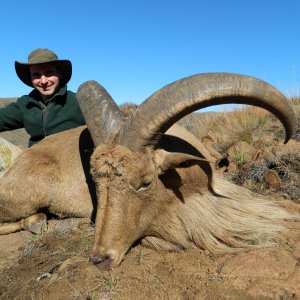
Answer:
(117, 73, 296, 152)
(77, 80, 124, 146)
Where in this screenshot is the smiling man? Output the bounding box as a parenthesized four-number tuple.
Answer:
(0, 48, 86, 147)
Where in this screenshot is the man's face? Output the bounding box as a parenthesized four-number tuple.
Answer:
(30, 63, 61, 100)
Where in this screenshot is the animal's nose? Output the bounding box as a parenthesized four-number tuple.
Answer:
(89, 254, 113, 270)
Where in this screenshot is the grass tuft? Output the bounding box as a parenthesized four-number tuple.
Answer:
(180, 98, 300, 201)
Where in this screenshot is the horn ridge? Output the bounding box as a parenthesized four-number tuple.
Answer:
(77, 80, 124, 146)
(117, 73, 296, 152)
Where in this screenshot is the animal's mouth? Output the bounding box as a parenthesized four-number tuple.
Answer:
(89, 252, 124, 270)
(90, 255, 113, 270)
(89, 236, 143, 269)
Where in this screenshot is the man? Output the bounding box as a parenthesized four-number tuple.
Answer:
(0, 48, 86, 147)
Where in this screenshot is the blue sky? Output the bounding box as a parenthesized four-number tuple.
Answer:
(1, 0, 300, 110)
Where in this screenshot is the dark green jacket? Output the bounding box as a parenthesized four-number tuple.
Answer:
(0, 86, 86, 147)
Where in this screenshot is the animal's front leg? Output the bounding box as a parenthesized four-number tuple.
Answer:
(0, 213, 47, 235)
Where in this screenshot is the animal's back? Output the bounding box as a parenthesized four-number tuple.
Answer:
(0, 126, 95, 220)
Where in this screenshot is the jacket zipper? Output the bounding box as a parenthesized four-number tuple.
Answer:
(40, 102, 53, 137)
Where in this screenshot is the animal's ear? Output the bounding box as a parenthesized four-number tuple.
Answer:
(155, 149, 208, 174)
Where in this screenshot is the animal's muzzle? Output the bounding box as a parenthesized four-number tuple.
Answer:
(89, 254, 113, 270)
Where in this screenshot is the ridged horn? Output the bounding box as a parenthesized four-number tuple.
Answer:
(117, 73, 296, 152)
(77, 80, 124, 146)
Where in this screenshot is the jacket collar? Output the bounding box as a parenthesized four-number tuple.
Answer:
(28, 85, 67, 104)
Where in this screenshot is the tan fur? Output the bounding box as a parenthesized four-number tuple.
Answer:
(0, 123, 293, 269)
(0, 126, 94, 226)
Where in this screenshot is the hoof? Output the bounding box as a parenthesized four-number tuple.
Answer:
(22, 213, 48, 234)
(27, 219, 47, 234)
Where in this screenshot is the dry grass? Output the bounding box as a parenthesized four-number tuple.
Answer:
(180, 98, 300, 201)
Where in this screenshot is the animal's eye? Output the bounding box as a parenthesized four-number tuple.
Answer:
(137, 179, 152, 191)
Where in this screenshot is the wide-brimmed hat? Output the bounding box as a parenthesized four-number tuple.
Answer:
(15, 48, 72, 87)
